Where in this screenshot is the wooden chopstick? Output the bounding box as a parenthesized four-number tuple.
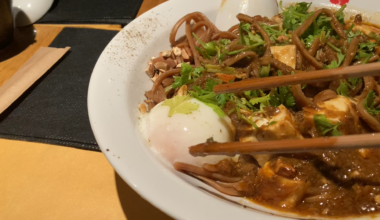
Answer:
(213, 62, 380, 94)
(189, 133, 380, 156)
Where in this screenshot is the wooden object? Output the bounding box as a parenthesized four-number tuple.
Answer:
(0, 47, 70, 114)
(213, 62, 380, 94)
(190, 133, 380, 156)
(0, 24, 121, 87)
(0, 0, 173, 219)
(137, 0, 167, 17)
(0, 139, 171, 220)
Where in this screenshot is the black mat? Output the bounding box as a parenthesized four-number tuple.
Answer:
(37, 0, 143, 25)
(0, 28, 119, 151)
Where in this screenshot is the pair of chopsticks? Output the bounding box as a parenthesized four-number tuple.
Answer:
(192, 62, 380, 156)
(213, 62, 380, 94)
(190, 133, 380, 156)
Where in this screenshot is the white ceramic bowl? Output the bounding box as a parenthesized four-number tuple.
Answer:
(215, 0, 278, 31)
(88, 0, 380, 219)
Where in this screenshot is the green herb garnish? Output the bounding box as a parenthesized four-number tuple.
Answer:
(172, 63, 204, 89)
(364, 90, 380, 115)
(192, 33, 217, 56)
(162, 96, 199, 117)
(259, 64, 271, 78)
(314, 114, 342, 136)
(326, 52, 345, 69)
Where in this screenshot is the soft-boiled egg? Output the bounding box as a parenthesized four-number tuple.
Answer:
(141, 98, 234, 166)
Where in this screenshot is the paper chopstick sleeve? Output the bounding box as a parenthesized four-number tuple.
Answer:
(0, 47, 70, 114)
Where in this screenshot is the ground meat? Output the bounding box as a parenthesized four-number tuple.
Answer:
(323, 45, 338, 64)
(263, 106, 279, 117)
(357, 34, 369, 43)
(302, 59, 317, 71)
(313, 150, 380, 185)
(144, 85, 166, 103)
(162, 77, 174, 87)
(302, 85, 319, 98)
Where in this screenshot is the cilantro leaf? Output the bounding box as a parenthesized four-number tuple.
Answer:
(269, 86, 296, 109)
(238, 22, 246, 45)
(249, 94, 271, 106)
(259, 64, 271, 78)
(346, 25, 362, 43)
(172, 63, 192, 88)
(335, 4, 346, 24)
(294, 2, 312, 14)
(192, 33, 217, 56)
(189, 79, 228, 117)
(229, 94, 254, 111)
(356, 51, 372, 61)
(336, 80, 349, 96)
(347, 78, 362, 88)
(303, 35, 316, 48)
(260, 23, 290, 44)
(241, 23, 251, 33)
(204, 103, 225, 117)
(359, 42, 377, 51)
(364, 90, 380, 115)
(281, 1, 346, 44)
(172, 63, 204, 89)
(244, 90, 259, 99)
(205, 78, 220, 92)
(219, 39, 231, 46)
(162, 96, 199, 117)
(314, 15, 334, 36)
(348, 30, 362, 42)
(238, 22, 265, 47)
(313, 4, 345, 37)
(216, 94, 228, 108)
(327, 52, 345, 69)
(355, 41, 377, 61)
(313, 114, 342, 136)
(337, 78, 362, 97)
(191, 87, 218, 104)
(281, 1, 313, 33)
(192, 67, 205, 77)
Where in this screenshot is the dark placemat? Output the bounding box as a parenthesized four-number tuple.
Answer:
(37, 0, 143, 25)
(0, 28, 118, 151)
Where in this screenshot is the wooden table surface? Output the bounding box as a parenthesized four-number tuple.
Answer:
(0, 0, 171, 219)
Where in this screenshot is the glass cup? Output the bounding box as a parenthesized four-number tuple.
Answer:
(0, 0, 14, 49)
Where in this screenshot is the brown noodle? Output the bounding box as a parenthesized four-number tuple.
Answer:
(292, 9, 346, 69)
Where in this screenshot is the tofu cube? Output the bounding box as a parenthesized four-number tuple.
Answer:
(257, 105, 303, 141)
(270, 45, 297, 69)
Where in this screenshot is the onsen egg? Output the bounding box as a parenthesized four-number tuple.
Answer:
(141, 98, 234, 166)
